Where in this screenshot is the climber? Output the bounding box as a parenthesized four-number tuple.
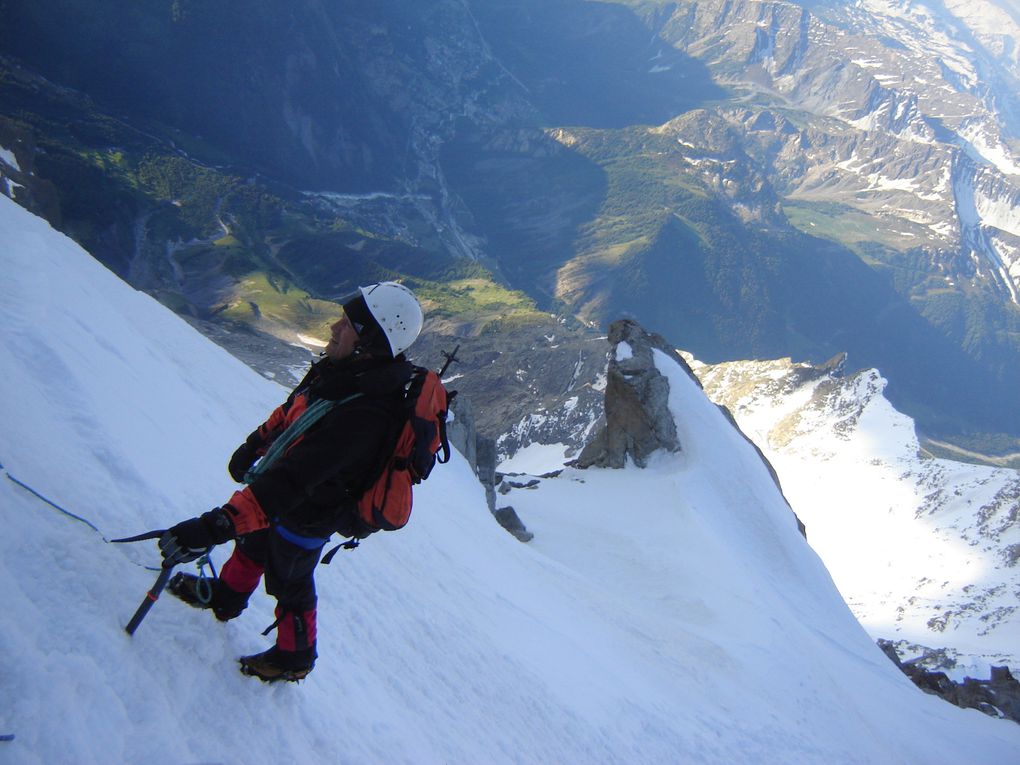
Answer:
(158, 282, 424, 682)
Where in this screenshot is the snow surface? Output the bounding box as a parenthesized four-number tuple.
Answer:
(0, 145, 19, 171)
(694, 357, 1020, 676)
(2, 193, 1020, 762)
(498, 441, 570, 474)
(959, 121, 1020, 178)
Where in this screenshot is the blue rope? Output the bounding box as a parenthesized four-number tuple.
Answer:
(2, 461, 161, 571)
(5, 471, 107, 540)
(1, 461, 228, 584)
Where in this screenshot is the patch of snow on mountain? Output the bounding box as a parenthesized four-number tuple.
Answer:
(959, 120, 1020, 177)
(976, 187, 1020, 238)
(296, 332, 326, 348)
(498, 441, 570, 474)
(858, 0, 980, 91)
(0, 145, 19, 171)
(943, 0, 1020, 67)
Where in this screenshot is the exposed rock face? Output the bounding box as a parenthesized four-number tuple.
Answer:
(879, 640, 1020, 725)
(493, 506, 534, 543)
(572, 318, 806, 536)
(0, 116, 62, 231)
(411, 321, 607, 463)
(573, 319, 688, 469)
(446, 393, 479, 476)
(447, 392, 534, 543)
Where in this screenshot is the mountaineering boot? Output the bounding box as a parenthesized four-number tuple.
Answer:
(167, 572, 248, 622)
(238, 646, 316, 683)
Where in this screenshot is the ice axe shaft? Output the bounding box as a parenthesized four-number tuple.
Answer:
(438, 344, 460, 377)
(112, 527, 173, 636)
(124, 564, 174, 636)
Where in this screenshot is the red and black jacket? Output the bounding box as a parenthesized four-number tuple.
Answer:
(224, 355, 414, 540)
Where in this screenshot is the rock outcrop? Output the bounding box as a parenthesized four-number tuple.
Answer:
(879, 640, 1020, 725)
(573, 319, 686, 469)
(493, 506, 535, 543)
(448, 392, 534, 543)
(446, 393, 479, 476)
(572, 318, 805, 537)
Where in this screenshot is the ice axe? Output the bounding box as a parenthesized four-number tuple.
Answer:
(438, 344, 460, 376)
(124, 564, 175, 636)
(111, 529, 173, 636)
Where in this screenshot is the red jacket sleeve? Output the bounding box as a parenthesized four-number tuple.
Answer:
(250, 365, 319, 452)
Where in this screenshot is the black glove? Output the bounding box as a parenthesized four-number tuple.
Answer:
(228, 432, 262, 482)
(158, 508, 236, 566)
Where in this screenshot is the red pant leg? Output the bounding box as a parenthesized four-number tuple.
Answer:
(219, 543, 264, 595)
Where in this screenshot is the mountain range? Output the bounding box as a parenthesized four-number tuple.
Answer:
(1, 0, 1019, 451)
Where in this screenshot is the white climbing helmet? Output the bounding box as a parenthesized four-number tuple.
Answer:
(342, 281, 424, 357)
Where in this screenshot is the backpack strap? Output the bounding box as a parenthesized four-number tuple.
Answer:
(436, 385, 456, 465)
(321, 538, 360, 565)
(437, 402, 453, 465)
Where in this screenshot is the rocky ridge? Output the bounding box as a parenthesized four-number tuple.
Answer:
(879, 639, 1020, 725)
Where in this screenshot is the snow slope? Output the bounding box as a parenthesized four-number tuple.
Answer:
(694, 356, 1020, 677)
(2, 193, 1019, 763)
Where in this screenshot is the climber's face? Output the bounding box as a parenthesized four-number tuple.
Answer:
(324, 313, 359, 361)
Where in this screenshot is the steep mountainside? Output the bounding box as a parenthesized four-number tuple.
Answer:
(488, 343, 1020, 674)
(1, 0, 1018, 446)
(693, 354, 1020, 674)
(8, 193, 1020, 762)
